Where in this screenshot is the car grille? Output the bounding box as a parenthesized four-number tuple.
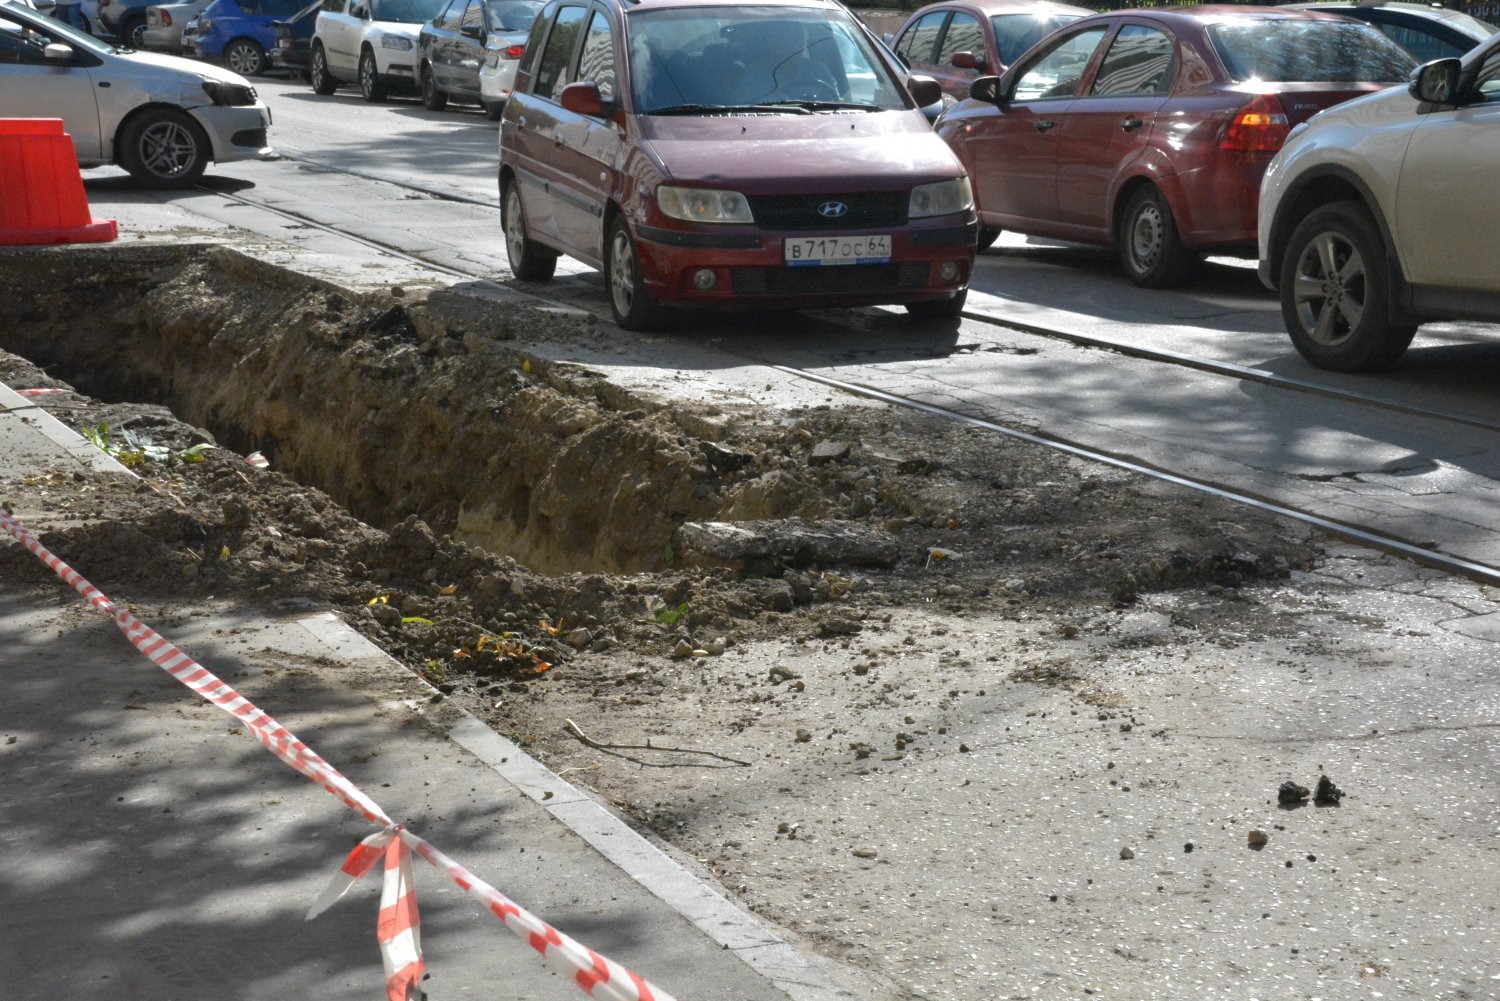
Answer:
(748, 192, 908, 231)
(731, 262, 929, 295)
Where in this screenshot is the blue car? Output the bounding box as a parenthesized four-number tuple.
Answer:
(190, 0, 306, 75)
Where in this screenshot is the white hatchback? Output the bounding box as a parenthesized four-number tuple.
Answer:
(309, 0, 445, 101)
(1259, 32, 1500, 370)
(0, 0, 271, 188)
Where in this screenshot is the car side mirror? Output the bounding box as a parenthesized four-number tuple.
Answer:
(1409, 57, 1461, 105)
(905, 73, 941, 109)
(43, 42, 74, 62)
(559, 80, 608, 117)
(969, 75, 1003, 104)
(460, 23, 481, 38)
(950, 51, 986, 72)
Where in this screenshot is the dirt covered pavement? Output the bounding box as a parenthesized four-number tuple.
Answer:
(3, 245, 1498, 1001)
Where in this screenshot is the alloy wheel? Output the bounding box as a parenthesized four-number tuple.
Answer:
(609, 227, 637, 317)
(138, 119, 198, 179)
(1291, 231, 1366, 348)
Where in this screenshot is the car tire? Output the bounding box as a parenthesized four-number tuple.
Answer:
(483, 100, 504, 121)
(116, 107, 210, 190)
(310, 43, 338, 94)
(976, 225, 1001, 252)
(1279, 201, 1416, 372)
(359, 47, 388, 102)
(119, 12, 147, 49)
(223, 38, 266, 76)
(606, 215, 666, 331)
(1118, 185, 1196, 289)
(421, 64, 448, 111)
(905, 289, 968, 320)
(501, 179, 557, 282)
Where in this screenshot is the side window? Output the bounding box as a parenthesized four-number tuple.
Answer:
(1474, 47, 1500, 103)
(1089, 24, 1174, 96)
(531, 2, 585, 98)
(897, 11, 946, 66)
(323, 0, 344, 13)
(937, 11, 982, 69)
(576, 8, 616, 101)
(1371, 21, 1462, 63)
(1012, 25, 1107, 101)
(458, 0, 483, 32)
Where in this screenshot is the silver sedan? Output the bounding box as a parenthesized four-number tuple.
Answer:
(0, 0, 271, 188)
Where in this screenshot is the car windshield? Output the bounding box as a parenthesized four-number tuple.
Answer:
(627, 5, 910, 114)
(486, 0, 539, 32)
(1209, 18, 1415, 82)
(990, 12, 1081, 66)
(1, 4, 116, 54)
(369, 0, 444, 23)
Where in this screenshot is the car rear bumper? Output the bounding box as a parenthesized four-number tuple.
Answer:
(141, 26, 186, 51)
(634, 220, 976, 309)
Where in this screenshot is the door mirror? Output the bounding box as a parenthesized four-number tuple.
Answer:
(905, 73, 941, 109)
(1409, 57, 1461, 105)
(969, 75, 1003, 104)
(460, 23, 482, 38)
(559, 79, 607, 117)
(950, 50, 987, 72)
(43, 42, 74, 62)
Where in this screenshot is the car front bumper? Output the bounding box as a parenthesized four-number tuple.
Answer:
(633, 219, 975, 310)
(190, 102, 272, 163)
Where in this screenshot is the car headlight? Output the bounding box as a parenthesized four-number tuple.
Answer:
(908, 177, 973, 219)
(202, 80, 258, 106)
(381, 34, 413, 50)
(196, 17, 213, 29)
(657, 185, 753, 224)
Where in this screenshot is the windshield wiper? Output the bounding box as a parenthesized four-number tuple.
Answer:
(760, 100, 885, 112)
(646, 103, 812, 115)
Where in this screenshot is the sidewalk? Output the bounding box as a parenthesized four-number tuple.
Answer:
(0, 207, 877, 1001)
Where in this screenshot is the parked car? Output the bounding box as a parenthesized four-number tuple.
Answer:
(191, 0, 305, 74)
(268, 0, 317, 75)
(1258, 34, 1500, 371)
(309, 0, 447, 101)
(888, 0, 1089, 104)
(142, 0, 210, 51)
(418, 0, 540, 114)
(936, 6, 1416, 283)
(0, 0, 271, 187)
(499, 0, 974, 329)
(1288, 0, 1498, 62)
(95, 0, 151, 45)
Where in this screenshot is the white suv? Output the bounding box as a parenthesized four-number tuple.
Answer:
(308, 0, 444, 101)
(1258, 34, 1500, 371)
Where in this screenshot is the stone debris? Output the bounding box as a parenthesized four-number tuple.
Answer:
(675, 518, 898, 570)
(1315, 774, 1345, 805)
(1248, 830, 1269, 849)
(1278, 780, 1311, 805)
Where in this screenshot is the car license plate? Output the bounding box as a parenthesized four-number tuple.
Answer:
(784, 235, 891, 267)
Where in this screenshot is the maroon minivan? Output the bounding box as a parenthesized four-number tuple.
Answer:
(936, 6, 1416, 286)
(497, 0, 978, 329)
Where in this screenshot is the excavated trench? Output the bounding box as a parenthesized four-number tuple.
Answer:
(0, 243, 750, 576)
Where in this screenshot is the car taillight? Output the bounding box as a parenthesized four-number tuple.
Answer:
(504, 43, 524, 58)
(1219, 94, 1290, 153)
(161, 11, 172, 24)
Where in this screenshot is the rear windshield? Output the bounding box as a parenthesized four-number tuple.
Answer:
(369, 0, 445, 23)
(1209, 19, 1415, 82)
(990, 12, 1083, 66)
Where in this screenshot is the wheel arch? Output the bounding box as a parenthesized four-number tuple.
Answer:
(110, 102, 217, 165)
(1266, 166, 1407, 307)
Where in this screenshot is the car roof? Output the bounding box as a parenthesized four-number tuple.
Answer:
(1069, 4, 1363, 26)
(1289, 0, 1498, 33)
(902, 0, 1092, 17)
(620, 0, 845, 11)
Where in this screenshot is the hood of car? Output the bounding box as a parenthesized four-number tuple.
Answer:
(640, 113, 963, 192)
(114, 46, 256, 86)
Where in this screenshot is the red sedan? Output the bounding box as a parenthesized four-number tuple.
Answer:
(889, 0, 1092, 104)
(936, 5, 1416, 286)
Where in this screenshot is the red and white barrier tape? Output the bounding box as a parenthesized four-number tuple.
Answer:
(0, 508, 678, 1001)
(15, 388, 68, 397)
(245, 451, 270, 468)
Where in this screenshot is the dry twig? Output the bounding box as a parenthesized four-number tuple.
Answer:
(564, 718, 751, 766)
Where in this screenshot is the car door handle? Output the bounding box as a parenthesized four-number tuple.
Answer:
(553, 132, 564, 145)
(1119, 117, 1143, 132)
(517, 115, 527, 127)
(1034, 119, 1054, 132)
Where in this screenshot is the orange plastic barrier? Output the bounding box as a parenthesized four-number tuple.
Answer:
(0, 118, 117, 246)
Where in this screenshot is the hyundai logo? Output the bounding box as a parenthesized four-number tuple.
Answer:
(818, 201, 849, 219)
